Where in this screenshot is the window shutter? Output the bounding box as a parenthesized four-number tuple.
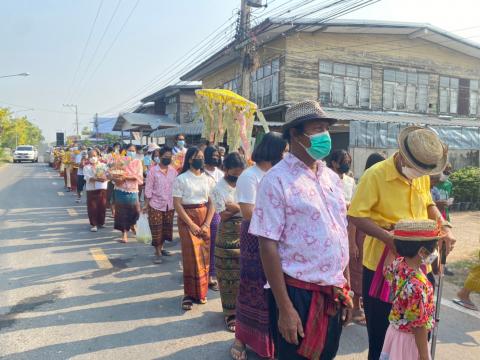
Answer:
(406, 84, 417, 111)
(384, 82, 395, 110)
(332, 77, 344, 106)
(359, 79, 371, 109)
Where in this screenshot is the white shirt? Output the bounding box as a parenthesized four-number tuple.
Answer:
(342, 175, 356, 205)
(173, 170, 215, 205)
(236, 165, 265, 206)
(205, 167, 224, 184)
(75, 154, 85, 175)
(212, 178, 239, 215)
(83, 164, 109, 191)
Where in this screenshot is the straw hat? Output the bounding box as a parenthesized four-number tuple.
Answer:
(393, 219, 443, 241)
(283, 100, 337, 132)
(398, 126, 448, 175)
(146, 143, 160, 153)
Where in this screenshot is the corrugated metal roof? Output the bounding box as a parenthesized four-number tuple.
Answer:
(324, 109, 480, 127)
(113, 113, 178, 131)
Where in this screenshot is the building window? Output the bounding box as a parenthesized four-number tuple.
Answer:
(223, 77, 240, 94)
(383, 69, 429, 113)
(251, 58, 280, 108)
(439, 76, 479, 116)
(319, 61, 371, 109)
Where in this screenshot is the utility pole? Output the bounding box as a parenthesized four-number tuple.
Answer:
(63, 104, 79, 137)
(75, 105, 79, 137)
(94, 113, 99, 143)
(238, 0, 252, 98)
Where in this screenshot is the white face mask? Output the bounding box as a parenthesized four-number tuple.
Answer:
(421, 249, 439, 265)
(440, 173, 449, 182)
(402, 166, 424, 180)
(90, 157, 98, 164)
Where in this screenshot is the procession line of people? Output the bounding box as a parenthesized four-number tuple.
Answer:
(49, 99, 466, 360)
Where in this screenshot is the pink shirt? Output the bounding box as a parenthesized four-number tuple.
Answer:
(249, 153, 349, 287)
(145, 165, 177, 211)
(114, 159, 144, 193)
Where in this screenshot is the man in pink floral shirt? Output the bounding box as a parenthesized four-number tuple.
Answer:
(250, 100, 350, 360)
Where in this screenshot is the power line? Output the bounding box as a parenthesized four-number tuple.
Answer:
(100, 15, 238, 114)
(0, 100, 92, 115)
(64, 0, 104, 104)
(77, 0, 141, 103)
(70, 0, 124, 102)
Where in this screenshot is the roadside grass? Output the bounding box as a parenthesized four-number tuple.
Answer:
(446, 251, 479, 287)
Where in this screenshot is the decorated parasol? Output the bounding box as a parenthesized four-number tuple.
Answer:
(195, 89, 269, 158)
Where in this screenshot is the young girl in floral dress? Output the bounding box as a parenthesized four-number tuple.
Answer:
(381, 219, 442, 360)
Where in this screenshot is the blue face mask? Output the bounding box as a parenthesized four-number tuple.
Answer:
(300, 131, 331, 160)
(177, 140, 185, 148)
(127, 151, 136, 158)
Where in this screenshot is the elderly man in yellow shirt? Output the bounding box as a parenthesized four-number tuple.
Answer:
(348, 126, 456, 360)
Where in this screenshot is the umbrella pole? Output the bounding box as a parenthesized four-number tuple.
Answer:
(431, 243, 447, 359)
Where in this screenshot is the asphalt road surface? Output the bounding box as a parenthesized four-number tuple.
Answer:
(1, 163, 479, 359)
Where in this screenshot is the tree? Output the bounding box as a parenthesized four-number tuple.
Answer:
(0, 107, 45, 149)
(81, 126, 92, 136)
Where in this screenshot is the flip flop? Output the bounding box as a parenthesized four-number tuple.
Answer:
(225, 315, 236, 333)
(453, 298, 479, 311)
(161, 250, 173, 256)
(209, 281, 219, 292)
(230, 341, 247, 360)
(181, 296, 194, 311)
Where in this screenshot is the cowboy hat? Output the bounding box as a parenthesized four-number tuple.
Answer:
(398, 126, 448, 175)
(283, 100, 337, 132)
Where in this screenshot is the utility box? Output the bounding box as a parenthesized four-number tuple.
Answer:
(247, 0, 264, 8)
(56, 132, 65, 146)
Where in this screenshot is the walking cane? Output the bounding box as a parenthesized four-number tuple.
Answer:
(431, 242, 447, 359)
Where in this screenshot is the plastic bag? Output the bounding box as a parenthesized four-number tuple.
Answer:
(136, 213, 152, 245)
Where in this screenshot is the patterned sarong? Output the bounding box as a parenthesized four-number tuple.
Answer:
(114, 190, 140, 232)
(235, 220, 275, 359)
(178, 204, 210, 301)
(86, 189, 107, 226)
(148, 206, 174, 247)
(209, 212, 221, 276)
(215, 218, 242, 316)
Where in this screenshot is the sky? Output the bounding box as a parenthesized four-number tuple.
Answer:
(1, 0, 480, 142)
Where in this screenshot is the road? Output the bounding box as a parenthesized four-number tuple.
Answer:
(0, 163, 479, 360)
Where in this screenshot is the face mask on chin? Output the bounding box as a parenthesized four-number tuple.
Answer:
(401, 165, 424, 180)
(440, 173, 449, 182)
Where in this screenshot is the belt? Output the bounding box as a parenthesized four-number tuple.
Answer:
(182, 203, 207, 209)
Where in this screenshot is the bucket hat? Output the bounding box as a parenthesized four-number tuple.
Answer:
(283, 100, 337, 132)
(398, 126, 448, 175)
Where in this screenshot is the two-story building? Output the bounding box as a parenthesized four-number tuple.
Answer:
(113, 84, 201, 145)
(181, 19, 480, 176)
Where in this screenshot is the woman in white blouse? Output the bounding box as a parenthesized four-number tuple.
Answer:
(83, 149, 109, 232)
(211, 152, 246, 333)
(173, 147, 215, 311)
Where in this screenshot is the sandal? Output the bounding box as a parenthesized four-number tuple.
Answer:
(153, 256, 163, 264)
(225, 315, 236, 333)
(181, 296, 194, 311)
(230, 340, 247, 360)
(453, 298, 479, 311)
(161, 249, 173, 257)
(209, 280, 219, 292)
(198, 298, 207, 305)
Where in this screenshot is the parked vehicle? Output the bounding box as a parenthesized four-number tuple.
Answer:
(13, 145, 38, 163)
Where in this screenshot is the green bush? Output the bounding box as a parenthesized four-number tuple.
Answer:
(450, 167, 480, 204)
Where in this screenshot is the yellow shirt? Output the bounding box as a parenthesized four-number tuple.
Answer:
(347, 154, 435, 271)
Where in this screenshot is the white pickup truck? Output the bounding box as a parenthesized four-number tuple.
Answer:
(13, 145, 38, 163)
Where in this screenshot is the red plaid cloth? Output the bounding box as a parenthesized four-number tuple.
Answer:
(284, 275, 338, 360)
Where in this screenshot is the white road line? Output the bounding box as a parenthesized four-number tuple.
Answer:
(67, 208, 78, 216)
(441, 298, 480, 319)
(57, 192, 64, 196)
